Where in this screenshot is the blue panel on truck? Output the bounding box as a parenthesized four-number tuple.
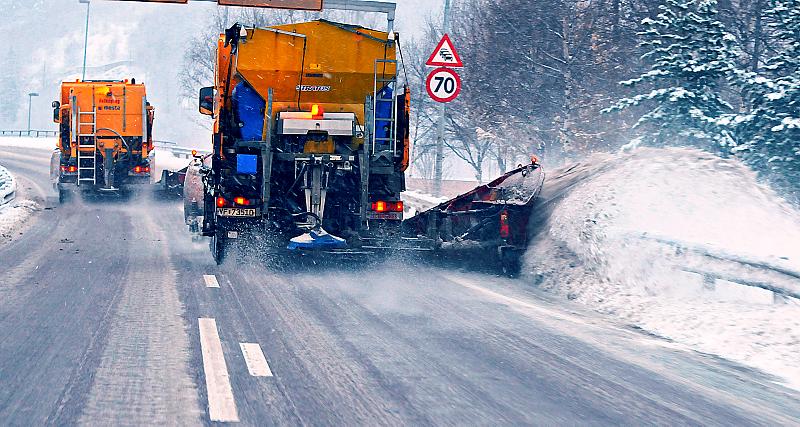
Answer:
(237, 154, 258, 174)
(375, 85, 394, 143)
(232, 82, 266, 141)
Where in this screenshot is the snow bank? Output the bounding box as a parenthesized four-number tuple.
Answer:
(0, 165, 17, 206)
(401, 190, 448, 218)
(0, 165, 39, 241)
(0, 136, 57, 151)
(151, 149, 192, 178)
(0, 199, 39, 242)
(524, 147, 800, 390)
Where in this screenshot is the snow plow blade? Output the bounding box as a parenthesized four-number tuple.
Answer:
(402, 160, 545, 276)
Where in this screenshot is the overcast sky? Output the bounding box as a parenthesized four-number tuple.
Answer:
(6, 0, 442, 141)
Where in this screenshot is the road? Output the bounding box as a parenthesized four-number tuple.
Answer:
(1, 145, 799, 426)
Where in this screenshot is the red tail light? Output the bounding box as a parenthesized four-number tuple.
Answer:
(372, 201, 388, 212)
(134, 166, 142, 173)
(216, 197, 227, 208)
(499, 210, 510, 239)
(234, 197, 250, 206)
(144, 166, 150, 173)
(371, 201, 403, 212)
(69, 166, 77, 173)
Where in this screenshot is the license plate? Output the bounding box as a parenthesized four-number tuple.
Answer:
(367, 212, 402, 220)
(218, 208, 257, 217)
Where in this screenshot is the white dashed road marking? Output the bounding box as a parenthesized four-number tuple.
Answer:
(203, 274, 220, 288)
(198, 318, 239, 422)
(240, 343, 274, 377)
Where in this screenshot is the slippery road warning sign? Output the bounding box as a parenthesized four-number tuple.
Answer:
(426, 34, 464, 68)
(426, 67, 462, 103)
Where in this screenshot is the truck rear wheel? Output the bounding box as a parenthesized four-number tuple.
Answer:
(211, 234, 227, 265)
(57, 187, 71, 204)
(499, 248, 523, 278)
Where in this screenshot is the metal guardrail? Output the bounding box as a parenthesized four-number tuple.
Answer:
(0, 130, 58, 137)
(0, 134, 209, 159)
(152, 140, 211, 160)
(637, 234, 800, 301)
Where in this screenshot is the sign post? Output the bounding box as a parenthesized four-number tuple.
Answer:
(426, 24, 463, 196)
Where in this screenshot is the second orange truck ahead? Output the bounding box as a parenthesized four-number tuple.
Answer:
(51, 79, 154, 199)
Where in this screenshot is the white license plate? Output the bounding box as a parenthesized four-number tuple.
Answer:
(218, 208, 257, 217)
(367, 212, 402, 220)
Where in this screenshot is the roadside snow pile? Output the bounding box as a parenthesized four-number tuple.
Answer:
(0, 200, 39, 241)
(0, 136, 56, 151)
(523, 147, 800, 390)
(151, 149, 192, 178)
(0, 165, 16, 206)
(402, 190, 448, 217)
(0, 166, 39, 241)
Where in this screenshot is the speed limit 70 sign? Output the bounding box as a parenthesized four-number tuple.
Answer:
(426, 67, 461, 103)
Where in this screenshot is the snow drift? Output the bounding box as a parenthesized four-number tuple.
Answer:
(0, 165, 16, 206)
(523, 147, 800, 390)
(0, 137, 55, 151)
(0, 165, 39, 242)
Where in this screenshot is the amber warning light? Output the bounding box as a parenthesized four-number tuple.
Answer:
(106, 0, 323, 10)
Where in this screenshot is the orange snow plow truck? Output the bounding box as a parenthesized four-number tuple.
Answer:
(51, 79, 154, 200)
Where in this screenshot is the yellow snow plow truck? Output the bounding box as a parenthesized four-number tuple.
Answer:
(186, 19, 411, 263)
(51, 79, 154, 200)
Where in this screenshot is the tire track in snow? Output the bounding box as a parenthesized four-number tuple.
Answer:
(77, 208, 202, 425)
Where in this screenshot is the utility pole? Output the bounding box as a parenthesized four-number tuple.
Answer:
(80, 0, 91, 80)
(27, 93, 39, 133)
(433, 0, 451, 197)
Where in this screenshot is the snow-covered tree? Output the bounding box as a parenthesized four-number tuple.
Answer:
(734, 0, 800, 199)
(605, 0, 739, 152)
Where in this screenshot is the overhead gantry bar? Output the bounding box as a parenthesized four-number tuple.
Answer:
(93, 0, 396, 32)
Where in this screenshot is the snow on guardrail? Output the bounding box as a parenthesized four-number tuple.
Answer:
(0, 130, 58, 137)
(634, 234, 800, 301)
(0, 165, 16, 206)
(153, 141, 211, 160)
(0, 136, 56, 150)
(401, 190, 448, 218)
(0, 163, 39, 242)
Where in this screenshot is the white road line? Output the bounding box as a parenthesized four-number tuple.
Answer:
(203, 274, 220, 288)
(239, 343, 274, 377)
(198, 318, 239, 422)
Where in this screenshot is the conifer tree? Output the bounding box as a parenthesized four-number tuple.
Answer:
(736, 0, 800, 198)
(605, 0, 739, 153)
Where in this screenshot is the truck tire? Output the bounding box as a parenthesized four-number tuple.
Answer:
(58, 187, 71, 204)
(211, 234, 226, 265)
(499, 248, 523, 278)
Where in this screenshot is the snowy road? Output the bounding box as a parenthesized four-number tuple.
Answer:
(1, 146, 799, 425)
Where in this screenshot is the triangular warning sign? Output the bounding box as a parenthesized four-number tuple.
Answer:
(426, 34, 463, 68)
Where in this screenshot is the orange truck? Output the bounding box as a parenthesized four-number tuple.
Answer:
(187, 20, 411, 262)
(51, 79, 154, 198)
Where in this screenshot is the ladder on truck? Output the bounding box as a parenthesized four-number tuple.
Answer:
(76, 108, 98, 186)
(371, 59, 399, 158)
